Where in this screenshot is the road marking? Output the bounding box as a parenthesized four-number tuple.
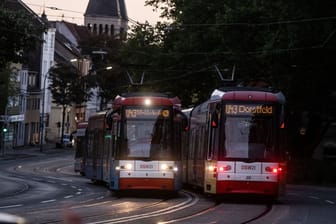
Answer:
(41, 199, 56, 204)
(309, 196, 319, 199)
(64, 195, 74, 199)
(0, 204, 23, 209)
(325, 200, 335, 205)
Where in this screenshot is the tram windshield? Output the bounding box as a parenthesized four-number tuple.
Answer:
(224, 115, 275, 160)
(123, 107, 173, 160)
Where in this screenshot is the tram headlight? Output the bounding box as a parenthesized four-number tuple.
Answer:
(125, 163, 133, 170)
(160, 164, 178, 171)
(144, 98, 151, 106)
(208, 165, 215, 171)
(116, 163, 133, 170)
(160, 164, 168, 170)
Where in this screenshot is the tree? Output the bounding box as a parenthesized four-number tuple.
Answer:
(80, 35, 129, 105)
(48, 63, 91, 144)
(123, 0, 336, 119)
(0, 1, 45, 114)
(121, 1, 336, 165)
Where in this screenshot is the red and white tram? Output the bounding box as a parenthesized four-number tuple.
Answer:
(183, 87, 287, 198)
(83, 92, 187, 192)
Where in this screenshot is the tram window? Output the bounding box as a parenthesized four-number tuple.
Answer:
(224, 116, 274, 159)
(211, 111, 219, 128)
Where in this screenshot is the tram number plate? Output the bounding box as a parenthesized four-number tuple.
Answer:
(246, 176, 252, 180)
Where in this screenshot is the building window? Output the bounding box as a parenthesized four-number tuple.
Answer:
(26, 98, 30, 110)
(44, 33, 48, 50)
(28, 74, 36, 87)
(99, 24, 103, 34)
(50, 34, 55, 49)
(120, 27, 125, 39)
(93, 24, 97, 34)
(111, 25, 114, 36)
(105, 24, 109, 35)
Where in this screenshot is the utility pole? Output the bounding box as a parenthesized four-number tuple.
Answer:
(40, 71, 50, 152)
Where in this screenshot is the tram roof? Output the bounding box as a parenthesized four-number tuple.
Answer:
(211, 87, 285, 104)
(113, 92, 181, 108)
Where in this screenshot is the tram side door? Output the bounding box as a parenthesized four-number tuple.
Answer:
(92, 129, 99, 179)
(208, 103, 220, 160)
(106, 113, 121, 189)
(205, 103, 220, 193)
(103, 130, 111, 183)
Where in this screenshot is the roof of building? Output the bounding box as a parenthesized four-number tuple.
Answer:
(4, 0, 45, 25)
(84, 0, 128, 19)
(49, 21, 91, 64)
(62, 21, 91, 45)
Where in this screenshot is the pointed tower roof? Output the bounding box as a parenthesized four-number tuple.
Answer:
(84, 0, 127, 19)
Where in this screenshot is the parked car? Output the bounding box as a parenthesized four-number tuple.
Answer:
(62, 134, 74, 147)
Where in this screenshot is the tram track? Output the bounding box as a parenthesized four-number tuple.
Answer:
(19, 190, 198, 223)
(1, 155, 275, 224)
(80, 190, 201, 224)
(242, 203, 272, 224)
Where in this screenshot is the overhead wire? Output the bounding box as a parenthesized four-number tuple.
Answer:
(5, 0, 335, 79)
(174, 16, 336, 28)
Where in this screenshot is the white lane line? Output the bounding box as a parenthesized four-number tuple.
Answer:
(309, 196, 319, 199)
(41, 199, 56, 204)
(64, 195, 74, 199)
(0, 204, 23, 209)
(325, 200, 335, 205)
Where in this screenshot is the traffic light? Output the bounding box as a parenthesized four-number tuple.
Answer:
(2, 124, 7, 133)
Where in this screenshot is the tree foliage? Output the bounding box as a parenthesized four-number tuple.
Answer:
(79, 35, 129, 103)
(48, 63, 91, 141)
(0, 1, 45, 114)
(0, 1, 45, 66)
(123, 0, 336, 116)
(48, 63, 91, 107)
(119, 1, 336, 163)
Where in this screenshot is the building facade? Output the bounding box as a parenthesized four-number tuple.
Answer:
(84, 0, 128, 38)
(3, 0, 129, 148)
(2, 1, 52, 148)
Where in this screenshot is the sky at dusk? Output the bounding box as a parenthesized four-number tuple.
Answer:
(22, 0, 162, 25)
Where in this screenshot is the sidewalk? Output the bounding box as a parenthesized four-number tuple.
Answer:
(0, 143, 74, 161)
